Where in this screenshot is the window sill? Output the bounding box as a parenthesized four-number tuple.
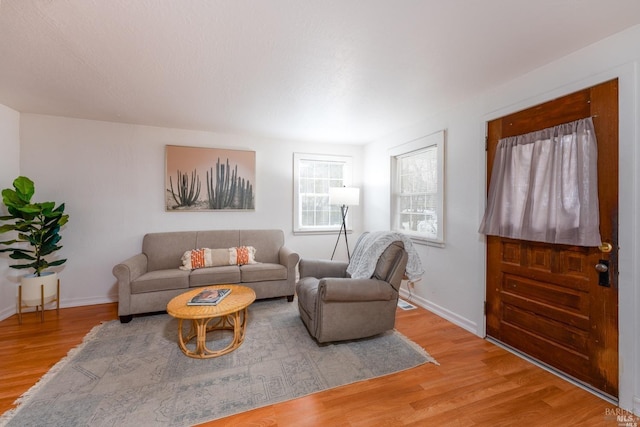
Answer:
(293, 228, 354, 236)
(407, 235, 445, 248)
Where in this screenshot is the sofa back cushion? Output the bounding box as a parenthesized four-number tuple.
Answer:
(196, 230, 240, 251)
(143, 231, 197, 271)
(240, 229, 283, 264)
(142, 229, 285, 272)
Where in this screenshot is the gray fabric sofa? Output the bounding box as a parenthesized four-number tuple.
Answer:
(113, 229, 299, 323)
(296, 240, 408, 343)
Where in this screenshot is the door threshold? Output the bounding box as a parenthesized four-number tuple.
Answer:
(486, 337, 618, 405)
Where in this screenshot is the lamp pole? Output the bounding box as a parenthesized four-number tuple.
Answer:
(331, 204, 351, 261)
(328, 186, 359, 262)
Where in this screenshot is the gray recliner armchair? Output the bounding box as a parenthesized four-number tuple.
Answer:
(296, 239, 408, 343)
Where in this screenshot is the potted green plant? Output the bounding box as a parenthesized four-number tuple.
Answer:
(0, 176, 69, 306)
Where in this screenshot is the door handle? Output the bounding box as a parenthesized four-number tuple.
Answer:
(595, 260, 610, 287)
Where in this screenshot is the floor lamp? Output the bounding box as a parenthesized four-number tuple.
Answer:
(329, 187, 360, 261)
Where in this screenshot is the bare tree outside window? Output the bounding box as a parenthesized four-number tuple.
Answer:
(294, 153, 352, 233)
(390, 131, 445, 246)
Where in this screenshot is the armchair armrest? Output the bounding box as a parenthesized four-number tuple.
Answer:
(319, 278, 395, 302)
(299, 258, 348, 279)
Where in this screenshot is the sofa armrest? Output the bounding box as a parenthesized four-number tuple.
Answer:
(112, 253, 148, 318)
(299, 258, 349, 279)
(112, 253, 148, 284)
(278, 246, 300, 301)
(279, 245, 300, 269)
(319, 278, 395, 302)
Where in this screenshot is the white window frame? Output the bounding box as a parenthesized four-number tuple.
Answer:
(390, 130, 445, 247)
(293, 153, 353, 234)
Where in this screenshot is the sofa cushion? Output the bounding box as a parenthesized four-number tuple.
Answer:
(131, 269, 190, 294)
(189, 265, 241, 287)
(143, 231, 197, 272)
(239, 229, 283, 264)
(240, 263, 287, 283)
(195, 230, 240, 251)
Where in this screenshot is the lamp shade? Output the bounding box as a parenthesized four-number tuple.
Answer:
(329, 187, 360, 206)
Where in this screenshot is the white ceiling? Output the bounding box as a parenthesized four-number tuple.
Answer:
(1, 0, 640, 144)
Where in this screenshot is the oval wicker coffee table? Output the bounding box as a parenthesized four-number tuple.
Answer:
(166, 284, 256, 359)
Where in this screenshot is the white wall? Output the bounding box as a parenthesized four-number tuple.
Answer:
(15, 114, 363, 308)
(363, 25, 640, 413)
(0, 104, 21, 319)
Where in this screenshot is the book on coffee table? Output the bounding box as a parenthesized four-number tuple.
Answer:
(187, 288, 232, 306)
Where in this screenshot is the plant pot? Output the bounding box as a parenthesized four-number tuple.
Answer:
(20, 271, 59, 307)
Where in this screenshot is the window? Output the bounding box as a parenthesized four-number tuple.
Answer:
(293, 153, 353, 233)
(390, 130, 445, 246)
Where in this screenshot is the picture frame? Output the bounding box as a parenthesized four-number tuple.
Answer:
(165, 145, 256, 211)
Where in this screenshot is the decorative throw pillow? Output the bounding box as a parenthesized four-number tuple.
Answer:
(229, 246, 257, 265)
(180, 248, 207, 270)
(210, 248, 230, 266)
(189, 248, 207, 269)
(180, 246, 258, 270)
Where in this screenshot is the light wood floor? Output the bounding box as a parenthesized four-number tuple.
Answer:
(0, 302, 635, 426)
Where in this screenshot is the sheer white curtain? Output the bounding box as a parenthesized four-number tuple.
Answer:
(479, 117, 601, 246)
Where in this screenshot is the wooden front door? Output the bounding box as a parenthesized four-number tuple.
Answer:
(485, 79, 619, 398)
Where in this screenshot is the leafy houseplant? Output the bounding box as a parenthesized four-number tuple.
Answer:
(0, 176, 69, 277)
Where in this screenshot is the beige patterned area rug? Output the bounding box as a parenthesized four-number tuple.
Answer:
(1, 298, 436, 427)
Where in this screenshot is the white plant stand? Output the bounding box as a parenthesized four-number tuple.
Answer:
(17, 275, 60, 324)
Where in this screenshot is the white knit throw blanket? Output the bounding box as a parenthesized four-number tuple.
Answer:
(346, 231, 425, 281)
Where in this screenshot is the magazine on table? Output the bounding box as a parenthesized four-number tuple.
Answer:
(187, 288, 232, 306)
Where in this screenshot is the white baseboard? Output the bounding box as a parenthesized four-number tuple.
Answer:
(61, 295, 118, 308)
(0, 294, 117, 321)
(399, 288, 479, 336)
(0, 306, 15, 321)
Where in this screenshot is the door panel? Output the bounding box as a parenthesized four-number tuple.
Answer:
(485, 79, 618, 397)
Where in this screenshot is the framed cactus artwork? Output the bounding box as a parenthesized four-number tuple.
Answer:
(165, 145, 256, 211)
